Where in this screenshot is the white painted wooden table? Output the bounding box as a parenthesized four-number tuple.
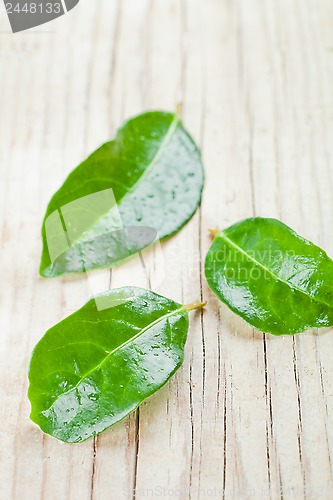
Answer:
(1, 1, 333, 498)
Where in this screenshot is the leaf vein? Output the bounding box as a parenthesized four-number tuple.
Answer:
(41, 306, 185, 414)
(221, 232, 333, 310)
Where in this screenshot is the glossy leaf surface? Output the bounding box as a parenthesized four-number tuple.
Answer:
(205, 218, 333, 335)
(40, 111, 204, 277)
(28, 287, 203, 442)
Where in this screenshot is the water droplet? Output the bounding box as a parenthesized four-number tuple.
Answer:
(88, 393, 99, 402)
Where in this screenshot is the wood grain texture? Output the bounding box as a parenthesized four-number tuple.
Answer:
(1, 0, 333, 498)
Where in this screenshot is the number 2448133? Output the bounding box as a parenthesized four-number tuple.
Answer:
(5, 3, 62, 14)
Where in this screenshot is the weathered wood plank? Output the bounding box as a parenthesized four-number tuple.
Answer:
(1, 1, 333, 499)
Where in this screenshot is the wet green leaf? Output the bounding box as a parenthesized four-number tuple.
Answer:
(205, 218, 333, 335)
(28, 287, 204, 443)
(40, 111, 204, 277)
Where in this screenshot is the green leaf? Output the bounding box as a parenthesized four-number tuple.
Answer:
(40, 111, 204, 277)
(28, 287, 205, 443)
(205, 218, 333, 336)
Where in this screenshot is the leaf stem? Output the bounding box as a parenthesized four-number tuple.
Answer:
(183, 300, 207, 312)
(209, 227, 221, 238)
(175, 102, 183, 118)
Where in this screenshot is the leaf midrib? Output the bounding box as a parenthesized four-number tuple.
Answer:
(49, 114, 180, 268)
(41, 304, 185, 414)
(121, 113, 180, 200)
(219, 231, 333, 310)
